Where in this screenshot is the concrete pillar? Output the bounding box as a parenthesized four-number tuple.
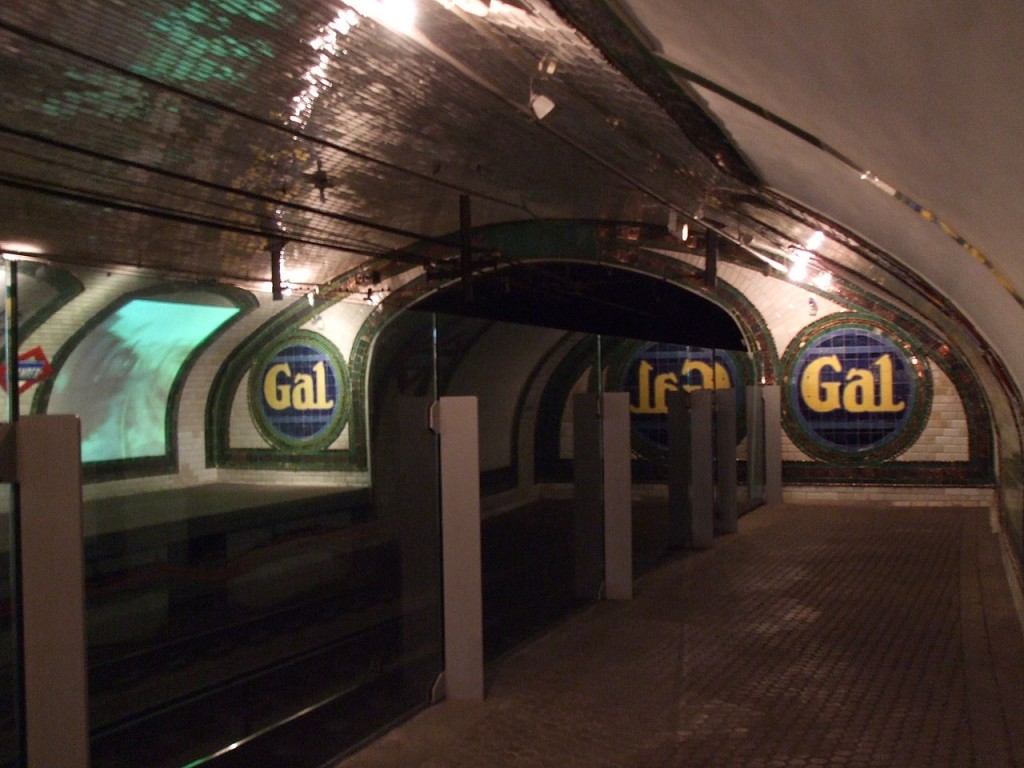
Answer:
(1, 415, 90, 768)
(667, 390, 714, 549)
(573, 393, 604, 599)
(715, 388, 738, 534)
(602, 393, 632, 600)
(763, 385, 783, 504)
(745, 385, 765, 505)
(395, 398, 442, 691)
(430, 396, 484, 701)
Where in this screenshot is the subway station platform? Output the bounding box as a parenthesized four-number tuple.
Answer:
(335, 504, 1024, 768)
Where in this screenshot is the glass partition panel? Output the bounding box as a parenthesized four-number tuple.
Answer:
(0, 260, 18, 768)
(427, 312, 599, 659)
(745, 385, 766, 511)
(7, 264, 444, 768)
(603, 335, 755, 568)
(0, 485, 14, 768)
(0, 436, 14, 761)
(602, 334, 674, 574)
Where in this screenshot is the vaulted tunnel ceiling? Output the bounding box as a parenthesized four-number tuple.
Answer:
(1, 1, 1023, 399)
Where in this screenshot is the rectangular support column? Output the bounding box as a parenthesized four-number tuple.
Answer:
(573, 393, 604, 600)
(762, 385, 783, 505)
(667, 390, 714, 549)
(396, 398, 442, 685)
(715, 388, 738, 534)
(602, 393, 632, 600)
(689, 390, 715, 548)
(431, 397, 484, 701)
(745, 385, 765, 505)
(1, 415, 90, 768)
(666, 390, 689, 550)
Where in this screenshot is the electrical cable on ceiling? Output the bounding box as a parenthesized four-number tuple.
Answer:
(0, 18, 531, 214)
(0, 172, 435, 264)
(0, 123, 457, 250)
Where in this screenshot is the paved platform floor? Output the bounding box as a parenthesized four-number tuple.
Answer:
(335, 504, 1024, 768)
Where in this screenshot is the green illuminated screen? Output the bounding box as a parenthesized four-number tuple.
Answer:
(48, 298, 239, 463)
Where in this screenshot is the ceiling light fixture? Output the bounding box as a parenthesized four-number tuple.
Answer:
(348, 0, 417, 33)
(437, 0, 491, 16)
(529, 90, 555, 120)
(813, 271, 833, 291)
(860, 170, 896, 196)
(0, 242, 44, 257)
(528, 56, 557, 120)
(805, 230, 826, 251)
(667, 210, 688, 241)
(787, 249, 811, 283)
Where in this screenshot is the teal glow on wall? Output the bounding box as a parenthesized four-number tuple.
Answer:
(139, 0, 281, 85)
(48, 299, 239, 463)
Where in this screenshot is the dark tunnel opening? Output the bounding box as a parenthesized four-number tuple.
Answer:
(412, 261, 747, 350)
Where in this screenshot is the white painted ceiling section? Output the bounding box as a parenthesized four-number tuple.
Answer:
(617, 0, 1024, 389)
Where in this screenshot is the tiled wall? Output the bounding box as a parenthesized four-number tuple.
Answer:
(783, 485, 994, 508)
(16, 224, 997, 508)
(715, 253, 992, 504)
(897, 362, 969, 462)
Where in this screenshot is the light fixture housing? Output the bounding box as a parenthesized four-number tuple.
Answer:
(805, 230, 826, 251)
(438, 0, 490, 15)
(530, 92, 555, 120)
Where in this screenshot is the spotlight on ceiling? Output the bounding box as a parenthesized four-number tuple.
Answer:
(805, 230, 826, 251)
(667, 211, 689, 242)
(352, 0, 416, 33)
(529, 91, 555, 120)
(0, 241, 44, 258)
(438, 0, 490, 15)
(787, 248, 812, 283)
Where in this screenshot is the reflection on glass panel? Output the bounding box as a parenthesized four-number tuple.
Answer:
(599, 336, 756, 570)
(747, 386, 766, 508)
(0, 263, 451, 768)
(76, 303, 443, 768)
(1, 261, 19, 768)
(47, 299, 239, 462)
(2, 261, 768, 768)
(0, 483, 15, 768)
(0, 493, 13, 766)
(425, 312, 597, 659)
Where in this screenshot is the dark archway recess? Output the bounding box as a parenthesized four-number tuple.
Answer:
(413, 262, 747, 351)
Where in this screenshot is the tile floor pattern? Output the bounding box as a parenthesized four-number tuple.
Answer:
(335, 505, 1024, 768)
